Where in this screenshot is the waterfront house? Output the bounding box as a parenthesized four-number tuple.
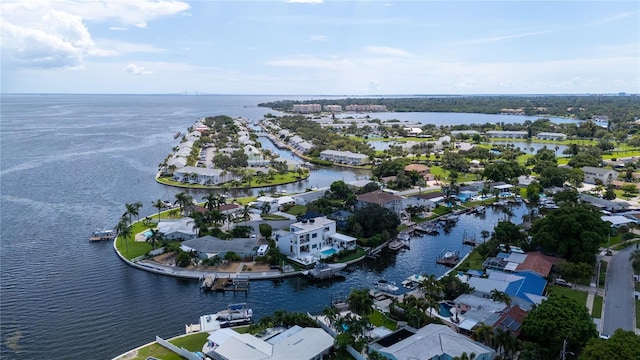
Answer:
(368, 323, 494, 360)
(451, 130, 480, 138)
(319, 149, 370, 166)
(486, 130, 528, 139)
(205, 326, 334, 360)
(356, 190, 403, 215)
(536, 132, 567, 141)
(157, 217, 197, 241)
(412, 191, 445, 209)
(582, 166, 619, 185)
(601, 215, 635, 229)
(255, 196, 295, 213)
(276, 217, 356, 265)
(172, 166, 232, 185)
(292, 189, 328, 206)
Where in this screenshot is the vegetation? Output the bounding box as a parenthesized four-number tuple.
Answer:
(530, 203, 609, 264)
(522, 295, 598, 358)
(580, 329, 640, 360)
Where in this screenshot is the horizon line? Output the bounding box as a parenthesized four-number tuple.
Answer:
(2, 92, 637, 97)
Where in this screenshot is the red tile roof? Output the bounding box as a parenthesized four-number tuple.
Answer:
(516, 251, 565, 277)
(493, 305, 528, 336)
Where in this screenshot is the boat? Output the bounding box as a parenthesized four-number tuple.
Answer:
(302, 262, 346, 280)
(401, 274, 426, 289)
(388, 239, 405, 251)
(436, 249, 460, 267)
(375, 279, 399, 293)
(173, 131, 181, 139)
(185, 303, 253, 333)
(89, 228, 116, 241)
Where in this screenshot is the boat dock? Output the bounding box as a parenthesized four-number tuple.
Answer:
(201, 274, 250, 293)
(462, 231, 477, 246)
(436, 249, 460, 267)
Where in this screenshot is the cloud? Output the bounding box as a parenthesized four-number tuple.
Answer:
(124, 63, 151, 75)
(109, 26, 127, 31)
(309, 34, 327, 42)
(0, 0, 189, 69)
(587, 11, 637, 26)
(364, 46, 410, 57)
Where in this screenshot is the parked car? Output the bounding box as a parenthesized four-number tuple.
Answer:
(554, 278, 572, 287)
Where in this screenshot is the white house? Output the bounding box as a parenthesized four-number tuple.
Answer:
(255, 196, 295, 213)
(319, 150, 370, 166)
(582, 166, 619, 185)
(172, 166, 234, 185)
(276, 217, 356, 264)
(486, 130, 528, 139)
(157, 217, 197, 241)
(205, 326, 334, 360)
(536, 132, 567, 141)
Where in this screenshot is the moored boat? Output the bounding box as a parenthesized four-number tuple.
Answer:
(375, 279, 399, 293)
(174, 131, 181, 139)
(89, 228, 116, 241)
(185, 303, 253, 333)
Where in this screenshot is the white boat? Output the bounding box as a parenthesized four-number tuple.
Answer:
(89, 228, 116, 241)
(375, 279, 399, 293)
(185, 303, 253, 333)
(401, 274, 426, 289)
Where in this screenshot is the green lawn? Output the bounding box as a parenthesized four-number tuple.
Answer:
(127, 332, 210, 360)
(592, 295, 603, 318)
(546, 285, 588, 307)
(286, 205, 307, 216)
(457, 250, 485, 271)
(369, 310, 397, 330)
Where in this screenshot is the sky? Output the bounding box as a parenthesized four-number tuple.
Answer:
(1, 0, 639, 95)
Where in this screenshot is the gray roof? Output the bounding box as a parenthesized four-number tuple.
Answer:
(370, 324, 494, 359)
(182, 236, 258, 255)
(454, 293, 508, 325)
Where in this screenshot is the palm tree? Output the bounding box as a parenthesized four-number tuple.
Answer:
(472, 322, 494, 347)
(420, 274, 443, 300)
(226, 213, 235, 231)
(147, 228, 163, 250)
(494, 328, 517, 358)
(629, 249, 640, 275)
(115, 216, 131, 253)
(261, 202, 271, 215)
(322, 306, 339, 327)
(203, 192, 218, 211)
(490, 289, 512, 308)
(347, 288, 373, 316)
(174, 192, 190, 214)
(480, 230, 490, 243)
(240, 204, 251, 226)
(424, 295, 439, 318)
(124, 202, 139, 224)
(209, 209, 224, 229)
(152, 199, 165, 225)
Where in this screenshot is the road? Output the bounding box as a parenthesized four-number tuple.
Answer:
(602, 246, 636, 336)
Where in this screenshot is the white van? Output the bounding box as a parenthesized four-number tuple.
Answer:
(257, 245, 269, 256)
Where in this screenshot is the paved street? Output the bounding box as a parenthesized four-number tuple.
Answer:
(602, 246, 636, 336)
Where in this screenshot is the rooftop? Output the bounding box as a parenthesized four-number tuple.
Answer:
(357, 190, 402, 204)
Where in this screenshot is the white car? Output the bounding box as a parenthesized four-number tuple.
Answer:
(554, 278, 572, 287)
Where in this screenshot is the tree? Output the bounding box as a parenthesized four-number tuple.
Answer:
(490, 289, 512, 307)
(146, 228, 163, 250)
(174, 192, 192, 215)
(473, 322, 495, 347)
(259, 223, 272, 239)
(521, 295, 597, 358)
(530, 204, 609, 264)
(124, 202, 140, 225)
(439, 271, 474, 300)
(621, 183, 638, 196)
(115, 216, 131, 253)
(328, 180, 353, 200)
(152, 199, 165, 224)
(348, 288, 373, 316)
(603, 185, 616, 200)
(580, 329, 640, 360)
(346, 204, 400, 239)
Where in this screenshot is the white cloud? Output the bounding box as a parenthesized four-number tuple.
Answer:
(94, 38, 165, 55)
(109, 26, 128, 31)
(0, 0, 188, 69)
(124, 63, 151, 75)
(364, 46, 410, 57)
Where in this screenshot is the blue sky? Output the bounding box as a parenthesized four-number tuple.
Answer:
(1, 0, 638, 95)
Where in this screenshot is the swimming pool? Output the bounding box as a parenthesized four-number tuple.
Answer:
(320, 248, 337, 257)
(143, 230, 153, 238)
(439, 303, 453, 317)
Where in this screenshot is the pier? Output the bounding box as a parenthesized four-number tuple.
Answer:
(201, 274, 250, 293)
(436, 249, 460, 267)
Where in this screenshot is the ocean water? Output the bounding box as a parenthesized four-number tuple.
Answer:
(0, 94, 529, 359)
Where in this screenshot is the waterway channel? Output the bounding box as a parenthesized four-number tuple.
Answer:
(1, 94, 535, 359)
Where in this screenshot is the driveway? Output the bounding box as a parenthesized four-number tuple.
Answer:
(602, 246, 636, 336)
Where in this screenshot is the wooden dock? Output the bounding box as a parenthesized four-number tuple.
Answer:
(436, 249, 460, 267)
(202, 275, 249, 293)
